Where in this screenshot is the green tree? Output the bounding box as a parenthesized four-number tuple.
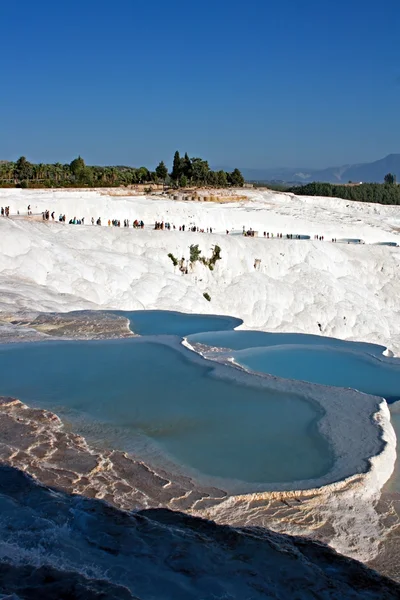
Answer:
(70, 156, 85, 179)
(288, 181, 400, 205)
(62, 164, 71, 181)
(129, 169, 138, 184)
(216, 170, 228, 187)
(171, 151, 181, 181)
(182, 153, 192, 180)
(229, 168, 245, 187)
(207, 171, 218, 186)
(0, 162, 14, 181)
(15, 156, 33, 181)
(191, 158, 209, 184)
(35, 163, 45, 181)
(81, 167, 94, 186)
(137, 166, 150, 183)
(155, 160, 168, 182)
(384, 173, 396, 185)
(179, 174, 188, 187)
(53, 162, 63, 183)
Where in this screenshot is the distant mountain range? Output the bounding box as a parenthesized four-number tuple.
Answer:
(228, 154, 400, 185)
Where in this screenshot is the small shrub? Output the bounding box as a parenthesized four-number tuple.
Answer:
(190, 244, 202, 263)
(207, 244, 221, 269)
(211, 245, 221, 262)
(168, 252, 178, 267)
(203, 292, 211, 302)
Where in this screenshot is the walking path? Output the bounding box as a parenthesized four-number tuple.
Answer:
(1, 207, 398, 248)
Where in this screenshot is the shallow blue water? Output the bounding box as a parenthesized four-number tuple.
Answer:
(0, 338, 331, 484)
(226, 345, 400, 403)
(187, 330, 386, 356)
(188, 326, 400, 491)
(115, 310, 242, 336)
(1, 310, 400, 488)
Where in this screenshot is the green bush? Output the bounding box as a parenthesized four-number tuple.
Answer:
(208, 244, 221, 269)
(190, 244, 202, 263)
(168, 252, 178, 267)
(189, 244, 222, 270)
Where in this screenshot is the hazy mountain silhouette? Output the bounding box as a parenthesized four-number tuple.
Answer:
(229, 154, 400, 184)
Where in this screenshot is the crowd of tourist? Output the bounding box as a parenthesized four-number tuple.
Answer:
(153, 222, 214, 233)
(0, 206, 368, 246)
(155, 221, 172, 230)
(107, 219, 145, 228)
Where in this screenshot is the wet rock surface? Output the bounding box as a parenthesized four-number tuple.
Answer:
(0, 564, 136, 599)
(0, 397, 226, 512)
(0, 464, 399, 599)
(1, 396, 400, 597)
(0, 310, 133, 341)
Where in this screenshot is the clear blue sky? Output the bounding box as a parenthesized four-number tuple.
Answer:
(1, 0, 399, 169)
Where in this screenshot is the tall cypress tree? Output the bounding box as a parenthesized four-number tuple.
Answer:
(171, 151, 181, 181)
(182, 152, 192, 180)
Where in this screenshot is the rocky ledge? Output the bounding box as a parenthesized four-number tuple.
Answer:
(0, 465, 399, 599)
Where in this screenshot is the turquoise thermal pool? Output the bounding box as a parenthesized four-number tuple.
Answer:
(0, 335, 332, 485)
(0, 310, 398, 490)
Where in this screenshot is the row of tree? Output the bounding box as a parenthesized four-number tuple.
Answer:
(0, 157, 156, 188)
(288, 175, 400, 205)
(165, 151, 244, 187)
(0, 154, 245, 189)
